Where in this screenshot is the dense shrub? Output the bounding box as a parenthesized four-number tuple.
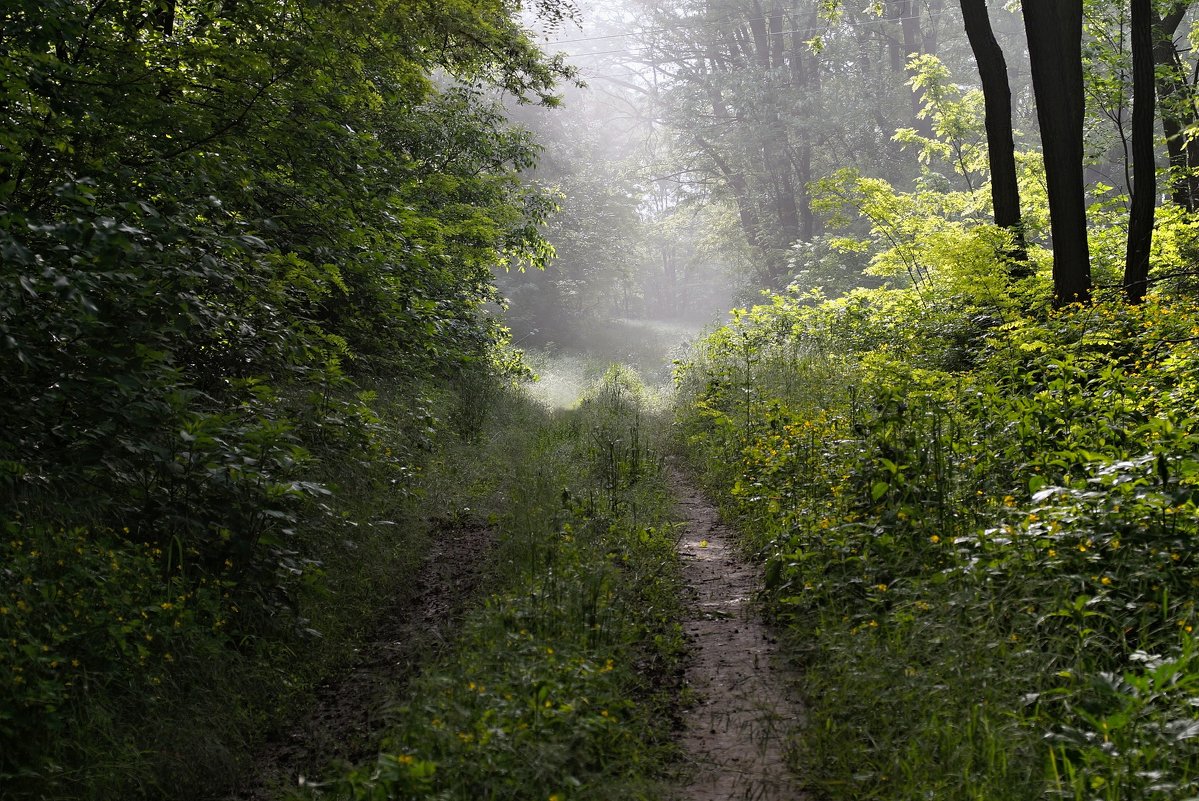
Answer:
(0, 0, 572, 794)
(677, 289, 1199, 800)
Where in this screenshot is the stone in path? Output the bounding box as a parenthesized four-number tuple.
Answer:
(669, 468, 804, 801)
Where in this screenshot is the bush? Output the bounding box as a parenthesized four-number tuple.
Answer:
(676, 287, 1199, 800)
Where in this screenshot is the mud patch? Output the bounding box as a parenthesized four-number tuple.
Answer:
(224, 522, 495, 800)
(669, 468, 804, 801)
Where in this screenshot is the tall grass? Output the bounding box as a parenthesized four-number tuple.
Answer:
(328, 366, 684, 801)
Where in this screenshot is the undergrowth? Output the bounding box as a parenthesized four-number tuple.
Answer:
(0, 371, 513, 799)
(676, 289, 1199, 801)
(321, 366, 683, 801)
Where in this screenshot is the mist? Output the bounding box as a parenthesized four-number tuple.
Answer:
(502, 0, 1189, 407)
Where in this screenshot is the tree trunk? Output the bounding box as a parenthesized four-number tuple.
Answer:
(695, 135, 761, 248)
(1124, 0, 1157, 303)
(923, 0, 945, 55)
(155, 0, 176, 35)
(887, 0, 907, 71)
(769, 5, 786, 71)
(749, 1, 772, 68)
(796, 142, 816, 241)
(773, 163, 802, 243)
(1022, 1, 1092, 306)
(1152, 5, 1198, 210)
(894, 0, 934, 135)
(959, 0, 1028, 272)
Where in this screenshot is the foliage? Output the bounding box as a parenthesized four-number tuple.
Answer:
(0, 524, 232, 784)
(0, 0, 575, 794)
(894, 54, 989, 188)
(677, 262, 1199, 799)
(330, 370, 683, 801)
(496, 106, 646, 336)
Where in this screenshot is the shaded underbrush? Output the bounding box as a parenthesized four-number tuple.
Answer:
(0, 371, 515, 799)
(3, 363, 685, 801)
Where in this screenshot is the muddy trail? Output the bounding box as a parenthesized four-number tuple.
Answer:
(669, 468, 805, 801)
(224, 523, 495, 800)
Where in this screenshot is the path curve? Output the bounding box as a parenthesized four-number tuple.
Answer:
(669, 468, 804, 801)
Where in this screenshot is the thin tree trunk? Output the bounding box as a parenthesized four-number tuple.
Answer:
(959, 0, 1028, 272)
(749, 1, 772, 68)
(1125, 0, 1157, 302)
(796, 142, 816, 241)
(1152, 5, 1198, 210)
(1022, 1, 1092, 306)
(897, 0, 934, 135)
(773, 163, 802, 242)
(923, 0, 944, 55)
(887, 0, 907, 71)
(155, 0, 176, 35)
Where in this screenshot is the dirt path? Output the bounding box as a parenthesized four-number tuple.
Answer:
(223, 523, 494, 800)
(669, 468, 804, 801)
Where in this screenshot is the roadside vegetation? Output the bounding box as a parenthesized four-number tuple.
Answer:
(0, 366, 503, 798)
(675, 183, 1199, 799)
(0, 1, 584, 796)
(327, 368, 682, 801)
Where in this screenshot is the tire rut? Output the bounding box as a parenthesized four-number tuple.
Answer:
(222, 523, 495, 800)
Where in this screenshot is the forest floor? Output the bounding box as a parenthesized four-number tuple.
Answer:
(224, 523, 496, 800)
(669, 468, 805, 801)
(222, 464, 805, 801)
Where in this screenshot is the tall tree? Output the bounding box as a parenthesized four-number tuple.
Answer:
(1151, 3, 1199, 210)
(1022, 1, 1092, 305)
(888, 0, 943, 135)
(1124, 0, 1156, 302)
(959, 0, 1027, 271)
(649, 0, 824, 285)
(635, 0, 960, 288)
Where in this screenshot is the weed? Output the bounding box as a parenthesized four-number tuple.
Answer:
(677, 290, 1199, 800)
(324, 369, 684, 801)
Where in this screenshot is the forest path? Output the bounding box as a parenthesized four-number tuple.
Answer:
(223, 523, 494, 801)
(668, 468, 805, 801)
